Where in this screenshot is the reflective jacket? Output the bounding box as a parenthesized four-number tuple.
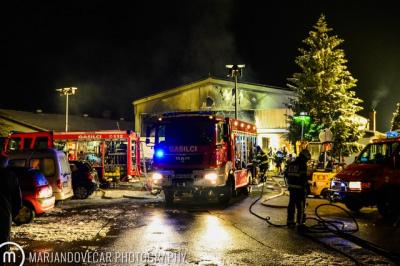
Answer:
(285, 158, 308, 190)
(255, 152, 269, 166)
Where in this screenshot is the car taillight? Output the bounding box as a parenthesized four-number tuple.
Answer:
(361, 182, 372, 189)
(57, 179, 63, 189)
(37, 186, 52, 198)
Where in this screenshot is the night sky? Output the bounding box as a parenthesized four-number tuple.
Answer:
(2, 1, 400, 131)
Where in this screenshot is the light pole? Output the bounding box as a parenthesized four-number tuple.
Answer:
(56, 87, 77, 132)
(294, 111, 310, 141)
(226, 64, 245, 119)
(300, 111, 307, 141)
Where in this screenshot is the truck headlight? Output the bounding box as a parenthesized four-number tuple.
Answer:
(152, 172, 163, 181)
(348, 181, 361, 190)
(204, 172, 218, 181)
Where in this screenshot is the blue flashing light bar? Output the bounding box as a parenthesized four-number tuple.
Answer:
(386, 131, 399, 138)
(155, 149, 165, 158)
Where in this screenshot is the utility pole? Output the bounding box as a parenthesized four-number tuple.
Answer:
(56, 87, 78, 132)
(225, 64, 245, 119)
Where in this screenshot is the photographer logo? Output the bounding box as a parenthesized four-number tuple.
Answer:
(0, 241, 25, 266)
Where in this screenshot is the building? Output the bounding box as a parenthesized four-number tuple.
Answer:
(133, 77, 296, 151)
(0, 109, 133, 136)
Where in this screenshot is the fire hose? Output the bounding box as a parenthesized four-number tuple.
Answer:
(248, 173, 400, 265)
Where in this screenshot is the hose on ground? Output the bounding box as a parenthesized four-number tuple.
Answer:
(248, 173, 400, 265)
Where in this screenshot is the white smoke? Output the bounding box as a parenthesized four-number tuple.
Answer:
(371, 86, 389, 110)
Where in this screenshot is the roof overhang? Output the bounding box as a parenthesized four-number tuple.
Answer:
(133, 77, 294, 106)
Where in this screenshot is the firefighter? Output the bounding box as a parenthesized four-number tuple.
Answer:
(254, 146, 269, 182)
(286, 149, 311, 228)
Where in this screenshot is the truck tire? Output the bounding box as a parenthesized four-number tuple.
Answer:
(164, 190, 174, 206)
(344, 200, 362, 213)
(377, 190, 399, 219)
(218, 177, 233, 205)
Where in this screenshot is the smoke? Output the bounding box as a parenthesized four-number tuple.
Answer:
(371, 86, 389, 110)
(176, 1, 249, 83)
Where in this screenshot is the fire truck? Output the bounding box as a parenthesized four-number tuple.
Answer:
(330, 131, 400, 219)
(146, 112, 257, 205)
(5, 130, 141, 183)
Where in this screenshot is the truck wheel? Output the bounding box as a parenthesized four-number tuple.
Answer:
(344, 200, 362, 212)
(377, 191, 398, 219)
(218, 178, 233, 205)
(164, 190, 174, 206)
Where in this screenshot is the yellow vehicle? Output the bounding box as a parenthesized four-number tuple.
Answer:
(306, 142, 342, 198)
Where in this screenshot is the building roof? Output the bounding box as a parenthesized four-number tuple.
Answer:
(0, 109, 133, 132)
(133, 77, 294, 106)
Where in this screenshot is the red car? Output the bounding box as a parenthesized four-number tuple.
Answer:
(9, 167, 55, 224)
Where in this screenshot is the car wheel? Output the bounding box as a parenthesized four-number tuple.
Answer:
(320, 188, 330, 199)
(13, 204, 35, 225)
(344, 200, 362, 212)
(74, 186, 89, 199)
(377, 190, 399, 219)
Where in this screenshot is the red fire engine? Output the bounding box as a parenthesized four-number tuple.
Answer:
(6, 130, 141, 182)
(330, 131, 400, 219)
(146, 112, 257, 205)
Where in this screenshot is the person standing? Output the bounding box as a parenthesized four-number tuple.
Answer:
(275, 149, 284, 175)
(254, 146, 269, 182)
(0, 155, 22, 264)
(285, 149, 310, 228)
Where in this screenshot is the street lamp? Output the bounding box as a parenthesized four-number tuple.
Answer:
(293, 111, 310, 141)
(56, 87, 77, 132)
(226, 64, 245, 119)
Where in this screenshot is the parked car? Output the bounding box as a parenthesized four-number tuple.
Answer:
(9, 166, 55, 224)
(69, 160, 99, 199)
(8, 149, 74, 202)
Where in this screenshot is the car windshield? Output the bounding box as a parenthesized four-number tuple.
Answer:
(357, 142, 400, 164)
(156, 119, 214, 145)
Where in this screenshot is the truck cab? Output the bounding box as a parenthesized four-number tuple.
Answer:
(330, 134, 400, 219)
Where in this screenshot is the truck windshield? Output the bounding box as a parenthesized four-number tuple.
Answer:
(357, 142, 400, 164)
(156, 119, 214, 145)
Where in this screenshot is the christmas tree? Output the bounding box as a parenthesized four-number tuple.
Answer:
(391, 102, 400, 131)
(287, 14, 364, 156)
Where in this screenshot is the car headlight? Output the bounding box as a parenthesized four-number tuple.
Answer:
(348, 181, 361, 190)
(152, 172, 163, 180)
(204, 172, 218, 181)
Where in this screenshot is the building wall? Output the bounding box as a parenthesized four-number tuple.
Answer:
(134, 79, 295, 135)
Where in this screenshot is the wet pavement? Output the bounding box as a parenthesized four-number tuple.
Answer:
(11, 178, 400, 265)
